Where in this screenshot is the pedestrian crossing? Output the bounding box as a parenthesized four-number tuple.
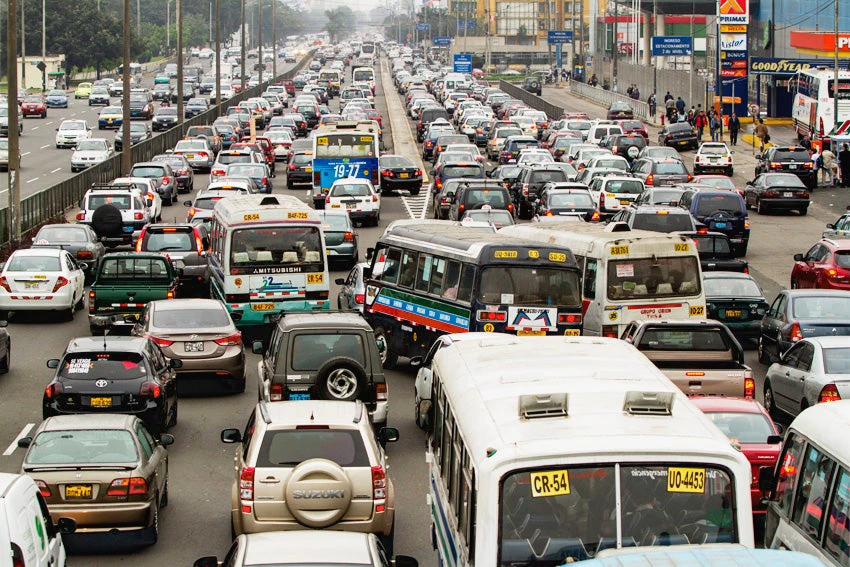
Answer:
(400, 191, 429, 219)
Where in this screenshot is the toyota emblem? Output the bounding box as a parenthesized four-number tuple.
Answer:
(95, 379, 108, 388)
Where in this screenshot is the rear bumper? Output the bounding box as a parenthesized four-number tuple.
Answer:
(761, 198, 810, 210)
(233, 504, 393, 537)
(47, 501, 153, 532)
(0, 288, 74, 311)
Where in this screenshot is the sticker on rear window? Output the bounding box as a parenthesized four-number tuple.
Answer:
(66, 358, 93, 374)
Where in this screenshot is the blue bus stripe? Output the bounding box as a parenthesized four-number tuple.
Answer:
(431, 473, 458, 564)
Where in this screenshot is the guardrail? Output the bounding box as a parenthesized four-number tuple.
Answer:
(568, 81, 651, 121)
(498, 80, 564, 120)
(0, 51, 315, 248)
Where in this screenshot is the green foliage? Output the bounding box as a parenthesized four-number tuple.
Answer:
(324, 7, 355, 43)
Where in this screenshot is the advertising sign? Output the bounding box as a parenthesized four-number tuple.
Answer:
(720, 33, 747, 51)
(719, 0, 749, 24)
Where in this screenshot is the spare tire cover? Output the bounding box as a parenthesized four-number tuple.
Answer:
(285, 458, 353, 528)
(91, 204, 123, 237)
(627, 145, 640, 158)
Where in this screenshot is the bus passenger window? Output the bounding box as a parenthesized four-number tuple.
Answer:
(776, 433, 806, 513)
(376, 247, 399, 283)
(430, 258, 446, 296)
(399, 251, 418, 288)
(457, 264, 475, 303)
(442, 261, 461, 300)
(824, 468, 850, 564)
(415, 255, 433, 292)
(584, 258, 597, 299)
(793, 445, 836, 538)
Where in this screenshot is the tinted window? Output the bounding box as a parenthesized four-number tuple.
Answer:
(605, 179, 644, 194)
(142, 231, 194, 251)
(530, 170, 567, 183)
(290, 333, 365, 370)
(792, 296, 850, 319)
(443, 166, 483, 179)
(654, 162, 688, 174)
(774, 149, 810, 161)
(632, 212, 694, 232)
(793, 444, 836, 538)
(637, 328, 732, 351)
(257, 429, 369, 467)
(88, 194, 132, 210)
(36, 227, 89, 242)
(695, 195, 743, 216)
(58, 351, 146, 379)
(130, 166, 166, 178)
(764, 174, 806, 187)
(825, 468, 850, 564)
(704, 276, 762, 298)
(465, 189, 508, 207)
(99, 257, 170, 280)
(549, 193, 594, 207)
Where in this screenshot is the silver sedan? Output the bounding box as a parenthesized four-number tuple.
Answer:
(763, 335, 850, 420)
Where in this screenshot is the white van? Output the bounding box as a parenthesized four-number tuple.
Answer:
(0, 473, 74, 567)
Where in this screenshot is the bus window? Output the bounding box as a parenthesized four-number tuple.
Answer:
(442, 261, 461, 299)
(374, 246, 400, 283)
(607, 256, 701, 299)
(776, 433, 806, 513)
(230, 227, 322, 266)
(479, 266, 580, 306)
(399, 251, 418, 288)
(457, 264, 475, 303)
(825, 468, 850, 564)
(792, 445, 836, 538)
(430, 258, 446, 296)
(416, 255, 433, 293)
(584, 258, 597, 299)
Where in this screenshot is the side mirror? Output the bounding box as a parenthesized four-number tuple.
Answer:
(827, 223, 835, 229)
(56, 517, 77, 535)
(17, 437, 32, 449)
(767, 435, 783, 445)
(183, 200, 192, 207)
(55, 128, 59, 131)
(394, 556, 419, 567)
(169, 358, 183, 369)
(193, 558, 219, 567)
(379, 426, 400, 445)
(774, 422, 784, 435)
(362, 267, 372, 279)
(794, 253, 804, 262)
(730, 150, 736, 155)
(202, 237, 210, 250)
(221, 428, 242, 444)
(252, 340, 264, 355)
(46, 359, 60, 369)
(366, 247, 375, 260)
(758, 465, 776, 494)
(159, 433, 175, 446)
(335, 278, 345, 285)
(409, 356, 423, 368)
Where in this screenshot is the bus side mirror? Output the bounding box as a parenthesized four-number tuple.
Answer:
(366, 247, 374, 260)
(767, 435, 783, 445)
(362, 267, 372, 279)
(758, 466, 776, 494)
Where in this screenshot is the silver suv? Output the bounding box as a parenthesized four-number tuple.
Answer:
(76, 186, 152, 246)
(221, 401, 399, 552)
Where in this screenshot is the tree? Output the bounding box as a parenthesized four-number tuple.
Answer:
(324, 7, 355, 43)
(516, 23, 528, 45)
(44, 0, 123, 75)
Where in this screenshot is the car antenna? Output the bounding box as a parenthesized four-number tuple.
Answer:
(103, 328, 108, 351)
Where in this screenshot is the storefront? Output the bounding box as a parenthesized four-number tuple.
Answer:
(750, 57, 830, 117)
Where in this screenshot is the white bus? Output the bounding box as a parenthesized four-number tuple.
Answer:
(761, 400, 850, 566)
(792, 67, 850, 139)
(424, 334, 754, 566)
(352, 67, 376, 92)
(208, 194, 330, 330)
(500, 221, 706, 337)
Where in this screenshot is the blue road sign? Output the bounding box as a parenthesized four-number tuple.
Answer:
(651, 36, 693, 56)
(547, 31, 573, 44)
(453, 53, 473, 73)
(416, 23, 430, 31)
(433, 36, 451, 46)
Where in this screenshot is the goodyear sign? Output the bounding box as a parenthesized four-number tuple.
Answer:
(750, 57, 833, 76)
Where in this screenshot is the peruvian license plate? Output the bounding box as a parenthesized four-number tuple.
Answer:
(89, 397, 112, 407)
(65, 484, 93, 499)
(289, 392, 311, 401)
(304, 167, 313, 172)
(783, 192, 793, 198)
(517, 330, 546, 336)
(399, 173, 409, 178)
(714, 222, 727, 228)
(679, 141, 688, 146)
(725, 309, 743, 318)
(24, 282, 41, 289)
(346, 202, 357, 209)
(252, 303, 275, 311)
(185, 341, 204, 352)
(529, 470, 571, 497)
(186, 154, 195, 159)
(619, 200, 630, 205)
(789, 164, 798, 169)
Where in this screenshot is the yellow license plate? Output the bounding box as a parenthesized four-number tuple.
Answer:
(186, 154, 195, 159)
(65, 485, 92, 499)
(331, 204, 341, 208)
(725, 309, 743, 318)
(252, 303, 275, 311)
(530, 470, 571, 497)
(564, 329, 581, 336)
(517, 330, 546, 336)
(90, 397, 112, 407)
(667, 467, 706, 493)
(305, 167, 313, 172)
(399, 173, 409, 178)
(619, 200, 630, 205)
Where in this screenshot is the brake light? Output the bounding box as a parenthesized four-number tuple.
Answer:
(52, 276, 69, 293)
(697, 226, 709, 234)
(88, 290, 95, 312)
(371, 193, 378, 203)
(270, 383, 283, 401)
(326, 195, 331, 204)
(508, 203, 514, 213)
(414, 169, 422, 176)
(769, 162, 781, 169)
(744, 371, 755, 398)
(476, 310, 507, 322)
(212, 168, 226, 176)
(819, 384, 841, 403)
(376, 383, 388, 402)
(354, 293, 364, 304)
(214, 332, 242, 346)
(288, 163, 296, 170)
(108, 477, 148, 496)
(687, 174, 693, 181)
(646, 174, 654, 186)
(261, 177, 268, 187)
(195, 234, 204, 254)
(0, 276, 10, 293)
(44, 382, 64, 399)
(34, 480, 51, 498)
(558, 313, 582, 324)
(147, 335, 174, 347)
(381, 170, 393, 177)
(372, 465, 387, 500)
(790, 322, 803, 342)
(435, 178, 443, 190)
(76, 211, 85, 221)
(11, 543, 24, 567)
(187, 208, 197, 218)
(343, 231, 355, 242)
(602, 325, 619, 338)
(161, 176, 170, 186)
(134, 212, 144, 220)
(140, 381, 162, 398)
(803, 162, 813, 169)
(591, 211, 601, 221)
(744, 219, 750, 229)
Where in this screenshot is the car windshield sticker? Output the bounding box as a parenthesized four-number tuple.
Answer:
(66, 358, 93, 373)
(616, 264, 635, 278)
(501, 293, 514, 304)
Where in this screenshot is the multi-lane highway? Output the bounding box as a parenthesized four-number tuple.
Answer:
(0, 50, 845, 566)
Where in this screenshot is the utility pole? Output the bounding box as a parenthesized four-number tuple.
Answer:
(546, 0, 552, 66)
(177, 0, 183, 124)
(272, 0, 277, 79)
(612, 0, 618, 86)
(240, 0, 246, 92)
(42, 0, 46, 91)
(258, 0, 263, 86)
(835, 0, 840, 133)
(21, 0, 26, 88)
(167, 0, 170, 50)
(121, 0, 132, 174)
(215, 0, 220, 104)
(209, 1, 212, 44)
(8, 0, 21, 243)
(137, 0, 141, 33)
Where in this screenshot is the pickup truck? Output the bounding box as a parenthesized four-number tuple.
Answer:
(622, 319, 754, 398)
(88, 252, 179, 335)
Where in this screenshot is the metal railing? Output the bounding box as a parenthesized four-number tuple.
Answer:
(568, 81, 651, 122)
(498, 80, 564, 120)
(0, 51, 315, 247)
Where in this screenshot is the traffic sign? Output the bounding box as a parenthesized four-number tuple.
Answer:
(748, 103, 760, 116)
(547, 31, 573, 44)
(453, 53, 473, 73)
(651, 36, 693, 56)
(416, 23, 430, 31)
(433, 36, 451, 46)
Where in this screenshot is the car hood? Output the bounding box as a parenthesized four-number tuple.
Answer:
(0, 118, 8, 126)
(46, 96, 66, 101)
(72, 150, 109, 159)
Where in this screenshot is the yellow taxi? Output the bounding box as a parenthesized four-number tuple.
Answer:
(74, 82, 93, 99)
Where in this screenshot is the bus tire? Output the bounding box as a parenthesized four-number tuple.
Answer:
(374, 327, 397, 369)
(316, 357, 366, 402)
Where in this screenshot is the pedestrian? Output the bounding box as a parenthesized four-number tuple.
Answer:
(627, 84, 634, 98)
(664, 91, 673, 103)
(612, 81, 618, 93)
(677, 110, 687, 124)
(695, 111, 707, 140)
(632, 86, 640, 100)
(687, 109, 695, 125)
(590, 73, 598, 87)
(729, 113, 740, 145)
(755, 119, 770, 152)
(675, 96, 685, 115)
(810, 147, 821, 184)
(711, 114, 721, 141)
(648, 93, 657, 118)
(561, 68, 568, 82)
(822, 146, 836, 186)
(840, 144, 850, 187)
(665, 97, 675, 122)
(800, 134, 812, 150)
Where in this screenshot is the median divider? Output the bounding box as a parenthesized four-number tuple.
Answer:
(380, 59, 429, 184)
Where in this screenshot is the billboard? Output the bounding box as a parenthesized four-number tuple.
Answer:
(719, 0, 748, 24)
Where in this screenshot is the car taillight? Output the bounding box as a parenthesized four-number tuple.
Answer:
(744, 371, 755, 398)
(744, 219, 750, 229)
(354, 293, 364, 304)
(134, 212, 144, 220)
(288, 163, 296, 170)
(371, 193, 378, 203)
(270, 383, 283, 401)
(602, 325, 619, 338)
(803, 162, 813, 169)
(763, 190, 780, 198)
(476, 310, 506, 322)
(187, 208, 197, 218)
(140, 381, 162, 398)
(381, 170, 393, 177)
(591, 211, 601, 221)
(790, 322, 803, 342)
(687, 174, 693, 181)
(76, 212, 85, 221)
(819, 384, 842, 403)
(372, 465, 387, 500)
(262, 177, 268, 186)
(212, 169, 225, 176)
(646, 174, 654, 186)
(558, 313, 582, 325)
(161, 176, 170, 186)
(240, 466, 255, 501)
(344, 231, 354, 242)
(32, 480, 51, 499)
(44, 382, 64, 399)
(0, 276, 10, 293)
(326, 194, 332, 204)
(376, 383, 388, 402)
(195, 234, 204, 254)
(770, 162, 781, 169)
(425, 140, 433, 148)
(215, 332, 242, 346)
(77, 250, 93, 259)
(52, 276, 69, 293)
(197, 152, 208, 159)
(147, 335, 174, 347)
(108, 477, 148, 496)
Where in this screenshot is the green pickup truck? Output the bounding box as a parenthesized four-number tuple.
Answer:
(88, 252, 180, 335)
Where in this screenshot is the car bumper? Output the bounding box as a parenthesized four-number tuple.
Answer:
(381, 178, 422, 191)
(58, 138, 85, 148)
(761, 198, 810, 210)
(233, 505, 393, 537)
(99, 121, 122, 129)
(152, 121, 177, 131)
(71, 159, 104, 169)
(47, 501, 154, 532)
(185, 158, 213, 169)
(326, 243, 358, 261)
(287, 172, 312, 185)
(0, 288, 74, 311)
(225, 300, 330, 327)
(166, 347, 245, 379)
(22, 109, 44, 116)
(333, 208, 379, 222)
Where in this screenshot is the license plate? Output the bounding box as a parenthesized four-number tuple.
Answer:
(186, 154, 195, 159)
(289, 392, 311, 401)
(185, 341, 204, 352)
(789, 164, 798, 170)
(784, 192, 793, 198)
(123, 226, 134, 232)
(564, 329, 581, 336)
(399, 173, 409, 178)
(714, 222, 727, 228)
(530, 470, 571, 497)
(90, 397, 112, 407)
(252, 303, 275, 311)
(304, 167, 313, 173)
(678, 141, 688, 146)
(331, 204, 340, 208)
(65, 485, 92, 499)
(725, 309, 743, 318)
(517, 330, 546, 336)
(710, 158, 717, 163)
(108, 119, 113, 124)
(24, 282, 41, 289)
(619, 200, 630, 205)
(346, 202, 357, 209)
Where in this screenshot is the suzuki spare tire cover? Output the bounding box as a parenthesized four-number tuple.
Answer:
(627, 145, 640, 159)
(285, 458, 353, 528)
(91, 204, 123, 238)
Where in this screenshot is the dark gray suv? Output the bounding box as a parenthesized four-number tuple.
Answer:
(129, 161, 178, 205)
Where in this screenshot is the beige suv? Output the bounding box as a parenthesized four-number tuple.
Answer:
(221, 401, 399, 552)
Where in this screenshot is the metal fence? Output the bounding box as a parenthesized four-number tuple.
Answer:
(568, 81, 651, 122)
(498, 80, 565, 120)
(0, 52, 315, 247)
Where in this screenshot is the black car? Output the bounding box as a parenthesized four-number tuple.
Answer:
(535, 184, 598, 221)
(31, 223, 106, 279)
(758, 289, 850, 363)
(431, 162, 485, 197)
(317, 210, 359, 268)
(152, 84, 173, 101)
(609, 205, 698, 232)
(448, 181, 514, 221)
(422, 125, 454, 160)
(676, 231, 749, 273)
(152, 107, 178, 131)
(678, 189, 749, 256)
(287, 150, 314, 190)
(486, 165, 525, 190)
(522, 76, 542, 96)
(658, 122, 699, 151)
(744, 173, 811, 215)
(379, 155, 422, 195)
(755, 146, 816, 188)
(114, 122, 151, 151)
(184, 97, 209, 118)
(152, 153, 195, 192)
(43, 336, 181, 436)
(634, 185, 689, 206)
(607, 133, 647, 162)
(128, 95, 154, 120)
(606, 101, 634, 120)
(172, 83, 198, 102)
(703, 271, 768, 341)
(631, 157, 692, 186)
(512, 165, 571, 219)
(417, 108, 451, 141)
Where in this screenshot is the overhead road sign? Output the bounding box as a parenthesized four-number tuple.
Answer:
(453, 53, 472, 73)
(433, 36, 451, 46)
(547, 31, 574, 44)
(651, 36, 693, 56)
(416, 23, 430, 31)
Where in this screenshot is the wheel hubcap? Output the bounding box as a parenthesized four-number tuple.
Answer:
(376, 334, 388, 364)
(326, 368, 357, 399)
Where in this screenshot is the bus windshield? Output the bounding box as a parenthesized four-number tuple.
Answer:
(607, 256, 701, 300)
(230, 226, 323, 268)
(499, 464, 736, 564)
(479, 267, 581, 307)
(314, 134, 376, 158)
(353, 69, 374, 83)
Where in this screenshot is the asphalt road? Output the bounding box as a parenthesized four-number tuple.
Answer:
(0, 59, 845, 565)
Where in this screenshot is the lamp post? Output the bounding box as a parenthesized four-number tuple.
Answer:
(215, 0, 220, 107)
(272, 0, 277, 80)
(22, 0, 26, 88)
(177, 0, 183, 124)
(42, 0, 46, 91)
(121, 0, 132, 174)
(241, 0, 246, 92)
(835, 0, 840, 134)
(258, 0, 263, 86)
(167, 0, 170, 50)
(8, 0, 21, 243)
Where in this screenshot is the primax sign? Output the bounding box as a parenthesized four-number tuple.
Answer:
(718, 0, 749, 24)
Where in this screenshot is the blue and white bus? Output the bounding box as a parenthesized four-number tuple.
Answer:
(311, 121, 380, 208)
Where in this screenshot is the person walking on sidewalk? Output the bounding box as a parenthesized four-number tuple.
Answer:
(840, 144, 850, 187)
(810, 147, 821, 185)
(710, 114, 722, 142)
(675, 97, 685, 115)
(665, 97, 676, 122)
(729, 113, 740, 145)
(648, 93, 657, 118)
(822, 147, 836, 186)
(694, 111, 707, 140)
(755, 119, 770, 151)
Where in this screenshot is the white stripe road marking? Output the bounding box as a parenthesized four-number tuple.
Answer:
(21, 152, 30, 157)
(45, 121, 53, 125)
(50, 167, 61, 173)
(26, 177, 40, 184)
(40, 144, 50, 149)
(32, 126, 39, 131)
(4, 423, 34, 456)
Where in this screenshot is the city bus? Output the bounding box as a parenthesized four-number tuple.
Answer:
(208, 194, 330, 331)
(318, 68, 342, 96)
(792, 67, 850, 139)
(500, 221, 706, 337)
(423, 334, 755, 566)
(352, 66, 376, 92)
(311, 120, 380, 208)
(363, 221, 583, 367)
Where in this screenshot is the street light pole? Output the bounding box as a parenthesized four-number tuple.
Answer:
(240, 0, 246, 92)
(835, 0, 840, 134)
(215, 0, 221, 106)
(258, 0, 263, 86)
(121, 0, 132, 174)
(177, 0, 184, 124)
(272, 0, 277, 80)
(8, 0, 21, 243)
(42, 0, 46, 92)
(22, 0, 26, 88)
(167, 0, 170, 50)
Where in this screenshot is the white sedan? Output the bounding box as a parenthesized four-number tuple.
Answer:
(55, 119, 91, 149)
(70, 138, 113, 172)
(326, 179, 381, 226)
(0, 248, 86, 320)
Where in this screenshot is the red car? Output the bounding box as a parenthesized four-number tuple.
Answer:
(366, 109, 383, 128)
(21, 95, 47, 118)
(280, 79, 295, 97)
(618, 119, 648, 141)
(690, 396, 782, 515)
(792, 238, 850, 290)
(693, 175, 744, 197)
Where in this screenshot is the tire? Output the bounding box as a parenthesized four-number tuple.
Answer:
(758, 336, 771, 364)
(799, 207, 808, 216)
(410, 188, 420, 196)
(0, 342, 10, 375)
(75, 293, 85, 311)
(160, 477, 169, 508)
(315, 357, 367, 402)
(791, 279, 798, 289)
(379, 521, 395, 557)
(91, 204, 124, 239)
(763, 381, 777, 419)
(374, 326, 397, 369)
(167, 398, 178, 428)
(757, 199, 767, 215)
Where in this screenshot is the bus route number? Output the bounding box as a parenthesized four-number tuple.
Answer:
(689, 305, 705, 316)
(530, 470, 571, 497)
(674, 243, 690, 252)
(667, 467, 705, 493)
(549, 252, 566, 263)
(610, 245, 629, 256)
(243, 213, 260, 221)
(494, 250, 518, 259)
(334, 163, 362, 178)
(287, 212, 309, 219)
(307, 273, 324, 284)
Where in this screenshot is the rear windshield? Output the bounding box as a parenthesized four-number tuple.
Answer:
(530, 170, 567, 183)
(36, 227, 88, 242)
(88, 194, 133, 210)
(774, 149, 809, 161)
(513, 140, 539, 150)
(633, 212, 693, 232)
(194, 197, 223, 210)
(130, 166, 165, 178)
(152, 308, 230, 328)
(765, 174, 805, 187)
(26, 430, 138, 465)
(704, 412, 775, 444)
(443, 165, 483, 179)
(292, 154, 312, 165)
(646, 188, 685, 204)
(836, 252, 850, 268)
(290, 333, 365, 371)
(58, 352, 147, 379)
(692, 235, 732, 256)
(793, 296, 850, 319)
(695, 195, 743, 216)
(142, 230, 194, 251)
(217, 154, 253, 165)
(257, 429, 369, 467)
(496, 128, 522, 138)
(637, 328, 732, 351)
(331, 183, 371, 197)
(823, 348, 850, 374)
(654, 162, 688, 174)
(319, 214, 350, 230)
(704, 276, 762, 298)
(605, 179, 644, 194)
(99, 257, 171, 280)
(6, 255, 61, 272)
(464, 189, 508, 208)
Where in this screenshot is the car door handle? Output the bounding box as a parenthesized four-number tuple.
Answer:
(259, 477, 280, 484)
